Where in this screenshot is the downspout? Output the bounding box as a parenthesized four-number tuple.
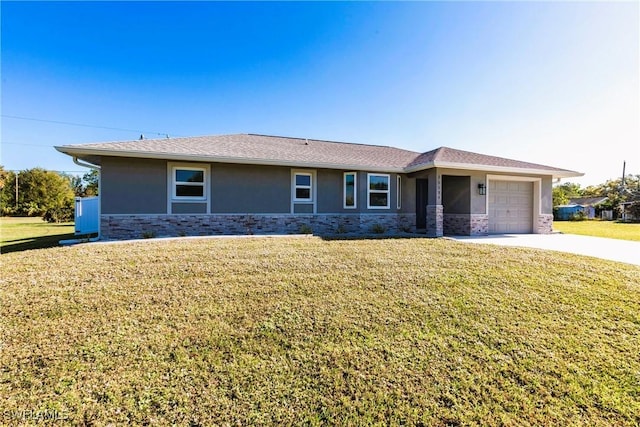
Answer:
(73, 156, 102, 242)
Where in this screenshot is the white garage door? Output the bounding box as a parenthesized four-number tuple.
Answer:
(488, 180, 533, 234)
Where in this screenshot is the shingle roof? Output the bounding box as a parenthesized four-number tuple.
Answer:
(406, 146, 569, 172)
(55, 133, 582, 177)
(567, 197, 608, 206)
(59, 133, 418, 170)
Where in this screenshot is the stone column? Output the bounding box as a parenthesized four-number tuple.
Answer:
(426, 205, 443, 237)
(537, 214, 554, 234)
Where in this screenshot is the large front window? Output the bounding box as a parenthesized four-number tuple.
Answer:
(368, 173, 390, 209)
(173, 167, 205, 200)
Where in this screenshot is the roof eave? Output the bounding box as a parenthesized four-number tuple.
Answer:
(54, 146, 406, 173)
(55, 146, 584, 178)
(404, 161, 583, 178)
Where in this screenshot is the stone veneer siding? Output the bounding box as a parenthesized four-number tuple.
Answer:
(426, 205, 443, 237)
(101, 213, 417, 240)
(443, 214, 470, 235)
(537, 214, 554, 234)
(471, 214, 489, 235)
(443, 214, 489, 236)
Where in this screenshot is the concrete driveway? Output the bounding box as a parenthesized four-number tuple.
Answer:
(450, 233, 640, 266)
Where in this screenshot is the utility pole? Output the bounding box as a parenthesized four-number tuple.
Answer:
(15, 173, 18, 209)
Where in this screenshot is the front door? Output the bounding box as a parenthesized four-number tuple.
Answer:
(416, 179, 428, 229)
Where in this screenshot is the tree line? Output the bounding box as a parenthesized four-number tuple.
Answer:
(0, 166, 98, 222)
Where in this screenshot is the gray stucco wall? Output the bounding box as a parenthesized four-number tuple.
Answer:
(100, 157, 554, 220)
(294, 204, 314, 214)
(541, 177, 552, 214)
(211, 163, 290, 213)
(470, 173, 487, 214)
(101, 157, 167, 214)
(400, 175, 416, 214)
(317, 169, 343, 213)
(172, 203, 207, 214)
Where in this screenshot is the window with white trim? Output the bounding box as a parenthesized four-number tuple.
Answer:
(344, 172, 357, 209)
(173, 167, 206, 200)
(293, 172, 313, 201)
(367, 173, 390, 209)
(397, 175, 402, 209)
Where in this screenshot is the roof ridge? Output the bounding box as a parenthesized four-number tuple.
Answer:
(246, 133, 417, 152)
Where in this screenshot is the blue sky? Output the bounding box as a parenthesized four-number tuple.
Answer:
(1, 1, 638, 185)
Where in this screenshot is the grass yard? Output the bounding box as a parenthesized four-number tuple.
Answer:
(2, 237, 639, 425)
(0, 217, 75, 254)
(553, 220, 640, 242)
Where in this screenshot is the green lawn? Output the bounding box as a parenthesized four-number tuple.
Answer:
(2, 237, 639, 425)
(0, 217, 75, 254)
(553, 220, 640, 241)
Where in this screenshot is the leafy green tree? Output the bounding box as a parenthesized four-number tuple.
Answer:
(82, 169, 99, 196)
(0, 165, 9, 190)
(68, 174, 85, 197)
(0, 166, 17, 215)
(552, 187, 569, 207)
(14, 168, 75, 221)
(552, 182, 582, 207)
(64, 169, 99, 197)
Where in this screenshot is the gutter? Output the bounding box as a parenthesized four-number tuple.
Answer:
(60, 157, 102, 244)
(54, 146, 408, 174)
(405, 161, 584, 179)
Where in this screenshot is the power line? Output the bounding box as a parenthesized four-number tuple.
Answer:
(8, 169, 89, 173)
(1, 141, 55, 147)
(1, 114, 170, 137)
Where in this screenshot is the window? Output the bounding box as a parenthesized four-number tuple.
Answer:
(294, 172, 313, 201)
(397, 175, 402, 209)
(344, 172, 357, 209)
(367, 173, 390, 209)
(173, 167, 206, 200)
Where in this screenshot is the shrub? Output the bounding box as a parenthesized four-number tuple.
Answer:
(43, 205, 74, 223)
(570, 211, 587, 221)
(400, 224, 413, 233)
(299, 224, 313, 235)
(370, 223, 386, 234)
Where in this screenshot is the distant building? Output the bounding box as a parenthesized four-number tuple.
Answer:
(555, 197, 608, 220)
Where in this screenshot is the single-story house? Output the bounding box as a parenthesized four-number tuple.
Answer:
(555, 196, 608, 220)
(55, 134, 582, 239)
